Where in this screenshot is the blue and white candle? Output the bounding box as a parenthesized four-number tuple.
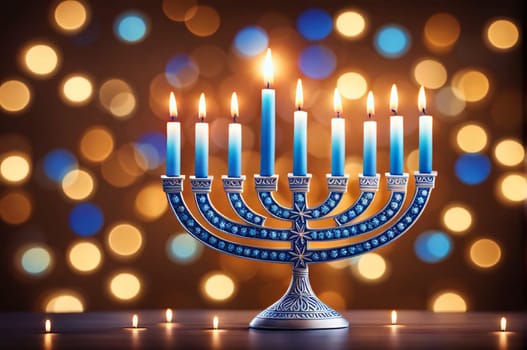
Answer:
(293, 79, 307, 176)
(418, 86, 433, 173)
(363, 91, 377, 176)
(166, 92, 180, 176)
(260, 48, 275, 176)
(195, 93, 208, 178)
(389, 84, 404, 175)
(228, 92, 242, 178)
(331, 88, 345, 176)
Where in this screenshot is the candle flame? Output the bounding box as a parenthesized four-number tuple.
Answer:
(367, 91, 375, 117)
(418, 86, 427, 114)
(169, 92, 177, 119)
(198, 93, 206, 120)
(212, 316, 219, 329)
(132, 314, 138, 328)
(390, 84, 398, 114)
(333, 88, 342, 116)
(263, 48, 274, 88)
(295, 79, 303, 110)
(391, 310, 397, 325)
(165, 308, 173, 323)
(500, 317, 507, 332)
(231, 92, 239, 119)
(45, 319, 51, 333)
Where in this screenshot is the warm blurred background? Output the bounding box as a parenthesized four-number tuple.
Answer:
(0, 0, 525, 313)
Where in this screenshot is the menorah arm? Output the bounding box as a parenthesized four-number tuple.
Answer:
(162, 176, 291, 263)
(306, 175, 348, 219)
(305, 172, 436, 263)
(255, 175, 294, 220)
(222, 176, 266, 226)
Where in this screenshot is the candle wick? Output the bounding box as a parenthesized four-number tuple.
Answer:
(266, 82, 270, 89)
(336, 111, 340, 118)
(233, 115, 237, 123)
(391, 109, 397, 115)
(297, 106, 301, 112)
(368, 113, 372, 119)
(421, 108, 426, 115)
(200, 116, 204, 122)
(170, 115, 175, 121)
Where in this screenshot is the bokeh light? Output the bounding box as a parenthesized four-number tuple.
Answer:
(0, 190, 32, 225)
(234, 26, 269, 57)
(493, 139, 524, 167)
(134, 132, 165, 170)
(68, 202, 104, 236)
(107, 223, 143, 258)
(61, 74, 93, 105)
(297, 8, 332, 41)
(452, 69, 490, 102)
(167, 233, 203, 264)
(485, 19, 519, 50)
(469, 238, 501, 269)
(134, 182, 168, 221)
(298, 45, 336, 79)
(22, 43, 60, 77)
(435, 86, 465, 117)
(0, 80, 31, 113)
(109, 272, 141, 301)
(374, 25, 410, 58)
(335, 11, 366, 39)
(67, 241, 102, 273)
(455, 154, 491, 185)
(355, 253, 387, 281)
(20, 245, 52, 276)
(441, 204, 473, 234)
(162, 0, 197, 22)
(414, 231, 452, 263)
(43, 149, 78, 182)
(432, 291, 467, 312)
(114, 11, 149, 43)
(497, 173, 527, 203)
(45, 292, 84, 312)
(79, 126, 115, 162)
(201, 272, 236, 302)
(62, 169, 95, 201)
(98, 79, 136, 118)
(337, 72, 368, 100)
(413, 59, 447, 89)
(0, 152, 31, 184)
(53, 0, 89, 34)
(423, 13, 460, 52)
(165, 54, 199, 88)
(456, 124, 488, 153)
(184, 5, 220, 37)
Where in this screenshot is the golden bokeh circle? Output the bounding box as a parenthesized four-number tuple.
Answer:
(67, 241, 102, 273)
(61, 169, 95, 201)
(107, 223, 143, 257)
(134, 183, 168, 221)
(0, 190, 32, 225)
(452, 69, 490, 102)
(22, 43, 60, 77)
(493, 139, 524, 167)
(79, 126, 115, 162)
(469, 238, 501, 268)
(184, 5, 220, 37)
(201, 272, 236, 302)
(109, 272, 141, 301)
(0, 152, 31, 184)
(455, 124, 488, 153)
(0, 80, 31, 113)
(355, 253, 387, 281)
(337, 72, 368, 100)
(431, 291, 467, 312)
(53, 0, 89, 33)
(335, 11, 366, 38)
(441, 204, 473, 234)
(413, 59, 447, 89)
(162, 0, 197, 22)
(486, 19, 519, 50)
(44, 291, 84, 312)
(423, 13, 460, 52)
(61, 74, 93, 105)
(497, 173, 527, 203)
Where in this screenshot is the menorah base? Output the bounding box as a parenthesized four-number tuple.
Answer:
(249, 267, 349, 330)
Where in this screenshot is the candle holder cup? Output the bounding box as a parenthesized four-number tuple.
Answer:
(162, 170, 437, 330)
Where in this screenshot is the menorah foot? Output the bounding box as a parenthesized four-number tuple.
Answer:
(249, 267, 349, 330)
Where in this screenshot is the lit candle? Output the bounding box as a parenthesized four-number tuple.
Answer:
(45, 319, 51, 333)
(228, 92, 242, 178)
(293, 79, 307, 176)
(165, 308, 173, 323)
(331, 88, 345, 176)
(389, 85, 404, 175)
(363, 91, 377, 176)
(260, 48, 275, 176)
(132, 314, 138, 328)
(418, 86, 433, 173)
(391, 310, 397, 325)
(195, 93, 209, 178)
(500, 317, 507, 332)
(212, 315, 219, 329)
(166, 92, 180, 176)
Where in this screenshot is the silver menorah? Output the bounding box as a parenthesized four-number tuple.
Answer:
(162, 167, 436, 329)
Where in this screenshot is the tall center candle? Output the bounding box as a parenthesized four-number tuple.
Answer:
(418, 86, 433, 173)
(331, 88, 345, 176)
(293, 79, 307, 176)
(260, 48, 275, 176)
(363, 91, 377, 176)
(166, 92, 180, 176)
(228, 92, 242, 178)
(389, 84, 404, 175)
(195, 93, 209, 178)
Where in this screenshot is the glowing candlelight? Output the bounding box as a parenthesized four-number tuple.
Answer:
(45, 319, 51, 333)
(213, 315, 219, 329)
(418, 86, 433, 173)
(363, 91, 377, 176)
(231, 92, 239, 120)
(390, 84, 398, 114)
(391, 310, 397, 325)
(170, 92, 177, 118)
(418, 86, 427, 114)
(331, 88, 345, 176)
(165, 308, 173, 323)
(260, 48, 276, 176)
(500, 317, 507, 332)
(293, 79, 307, 176)
(389, 84, 404, 175)
(228, 92, 242, 177)
(198, 93, 206, 121)
(195, 93, 209, 178)
(166, 92, 181, 177)
(263, 48, 274, 88)
(132, 314, 138, 328)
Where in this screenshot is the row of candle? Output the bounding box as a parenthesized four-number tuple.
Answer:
(165, 49, 433, 179)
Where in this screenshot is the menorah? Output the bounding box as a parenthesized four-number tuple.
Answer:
(161, 50, 436, 329)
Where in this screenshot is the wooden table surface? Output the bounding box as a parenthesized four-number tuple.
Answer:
(0, 310, 525, 349)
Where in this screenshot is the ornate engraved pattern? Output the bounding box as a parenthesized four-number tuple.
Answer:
(386, 173, 409, 192)
(190, 176, 213, 193)
(333, 191, 375, 225)
(414, 171, 437, 188)
(257, 191, 293, 219)
(254, 174, 278, 192)
(288, 174, 312, 192)
(227, 192, 266, 226)
(161, 175, 185, 193)
(221, 175, 245, 193)
(326, 174, 349, 192)
(359, 174, 380, 191)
